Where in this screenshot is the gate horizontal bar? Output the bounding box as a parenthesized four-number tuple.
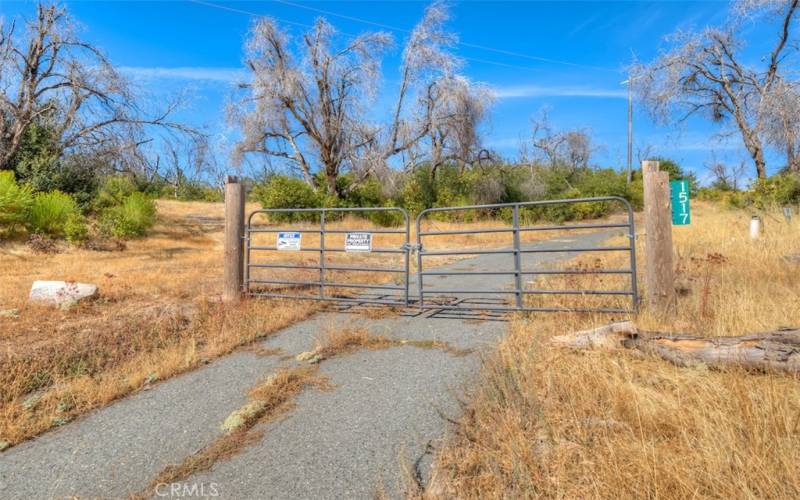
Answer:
(420, 248, 515, 256)
(324, 264, 406, 273)
(250, 246, 406, 254)
(419, 304, 630, 314)
(248, 293, 407, 306)
(421, 289, 634, 295)
(248, 263, 321, 270)
(249, 279, 405, 291)
(416, 196, 631, 215)
(520, 246, 630, 253)
(249, 279, 320, 287)
(419, 222, 630, 237)
(420, 245, 629, 256)
(248, 228, 405, 234)
(523, 268, 633, 275)
(420, 269, 633, 276)
(322, 282, 405, 290)
(248, 263, 405, 273)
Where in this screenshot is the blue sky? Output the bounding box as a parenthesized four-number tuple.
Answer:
(0, 0, 782, 183)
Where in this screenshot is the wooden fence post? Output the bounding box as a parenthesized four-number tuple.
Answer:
(223, 175, 245, 302)
(642, 160, 675, 312)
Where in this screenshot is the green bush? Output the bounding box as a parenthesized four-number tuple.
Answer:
(254, 175, 320, 222)
(99, 192, 157, 238)
(398, 173, 432, 215)
(0, 171, 33, 234)
(11, 122, 60, 193)
(64, 212, 89, 243)
(366, 204, 407, 227)
(28, 190, 79, 237)
(747, 174, 800, 209)
(95, 175, 138, 211)
(176, 182, 222, 202)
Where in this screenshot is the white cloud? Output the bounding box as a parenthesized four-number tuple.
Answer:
(119, 66, 247, 83)
(493, 84, 627, 99)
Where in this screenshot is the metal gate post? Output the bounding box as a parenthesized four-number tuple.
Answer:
(416, 216, 424, 309)
(404, 216, 410, 306)
(243, 224, 250, 295)
(626, 203, 639, 312)
(319, 210, 326, 300)
(512, 204, 524, 308)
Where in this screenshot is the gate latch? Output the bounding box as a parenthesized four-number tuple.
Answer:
(402, 243, 421, 253)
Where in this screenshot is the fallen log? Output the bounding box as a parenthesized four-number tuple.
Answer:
(552, 322, 800, 373)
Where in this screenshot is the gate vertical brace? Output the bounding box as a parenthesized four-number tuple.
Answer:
(416, 221, 424, 309)
(404, 215, 410, 306)
(319, 211, 326, 300)
(243, 224, 250, 296)
(626, 205, 639, 313)
(512, 204, 524, 309)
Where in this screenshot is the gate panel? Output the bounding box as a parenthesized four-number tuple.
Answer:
(245, 207, 410, 306)
(415, 197, 638, 314)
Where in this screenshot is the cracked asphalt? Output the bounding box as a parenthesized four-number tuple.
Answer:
(0, 228, 625, 499)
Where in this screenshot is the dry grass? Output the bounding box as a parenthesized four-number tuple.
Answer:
(0, 199, 567, 448)
(429, 201, 800, 499)
(301, 325, 473, 363)
(0, 200, 320, 448)
(143, 365, 330, 495)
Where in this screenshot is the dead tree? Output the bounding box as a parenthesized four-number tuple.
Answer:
(233, 1, 492, 197)
(632, 0, 800, 179)
(761, 78, 800, 172)
(421, 76, 493, 180)
(552, 321, 800, 373)
(706, 151, 747, 190)
(0, 3, 197, 173)
(530, 109, 597, 175)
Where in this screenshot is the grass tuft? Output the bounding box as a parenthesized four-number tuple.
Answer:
(145, 365, 330, 494)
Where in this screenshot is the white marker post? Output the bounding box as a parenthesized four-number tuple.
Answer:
(750, 216, 762, 240)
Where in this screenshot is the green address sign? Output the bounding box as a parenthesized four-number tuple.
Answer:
(670, 179, 690, 225)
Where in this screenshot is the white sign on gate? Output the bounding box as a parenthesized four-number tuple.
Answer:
(344, 232, 372, 252)
(277, 231, 301, 251)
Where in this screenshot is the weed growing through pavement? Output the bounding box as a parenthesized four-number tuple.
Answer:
(141, 366, 331, 496)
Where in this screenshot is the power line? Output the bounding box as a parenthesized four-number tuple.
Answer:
(190, 0, 315, 30)
(272, 0, 619, 73)
(189, 0, 618, 74)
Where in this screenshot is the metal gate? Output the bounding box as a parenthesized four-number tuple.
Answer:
(244, 197, 638, 314)
(244, 207, 410, 306)
(415, 197, 638, 314)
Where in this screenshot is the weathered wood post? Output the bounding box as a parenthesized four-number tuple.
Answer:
(642, 160, 675, 312)
(223, 175, 245, 302)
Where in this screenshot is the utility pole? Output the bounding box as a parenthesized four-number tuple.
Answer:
(626, 77, 633, 185)
(621, 72, 642, 185)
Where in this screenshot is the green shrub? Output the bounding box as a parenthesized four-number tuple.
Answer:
(11, 121, 60, 193)
(747, 174, 800, 209)
(365, 203, 407, 227)
(157, 180, 222, 202)
(254, 175, 320, 222)
(398, 174, 431, 215)
(64, 212, 89, 243)
(0, 171, 33, 234)
(95, 175, 138, 211)
(99, 192, 157, 238)
(177, 182, 223, 202)
(28, 190, 79, 237)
